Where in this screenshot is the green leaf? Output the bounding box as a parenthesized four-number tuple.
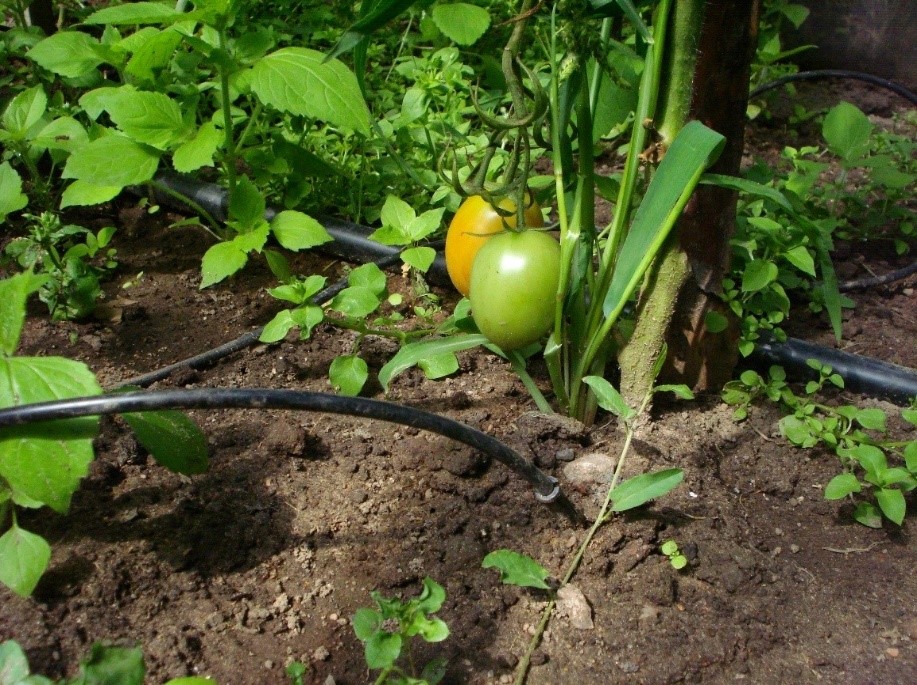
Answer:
(654, 384, 695, 400)
(379, 335, 488, 392)
(670, 555, 688, 570)
(34, 116, 89, 153)
(401, 246, 436, 272)
(250, 48, 370, 134)
(741, 259, 779, 293)
(417, 617, 450, 642)
(700, 173, 794, 212)
(199, 241, 248, 288)
(431, 3, 491, 46)
(780, 415, 817, 447)
(417, 352, 459, 380)
(125, 27, 183, 84)
(853, 501, 883, 528)
(0, 163, 28, 224)
(704, 310, 728, 333)
(822, 102, 873, 162)
(228, 175, 265, 228)
(329, 355, 368, 397)
(416, 577, 447, 614)
(330, 287, 380, 319)
(379, 194, 415, 231)
(84, 2, 183, 25)
(0, 639, 32, 681)
(610, 468, 684, 512)
(60, 180, 122, 209)
(582, 376, 635, 421)
(602, 121, 725, 320)
(783, 246, 816, 277)
(26, 31, 104, 78)
(875, 488, 905, 525)
(270, 211, 332, 251)
(290, 305, 324, 339)
(482, 550, 551, 590)
(854, 407, 887, 432)
(660, 540, 679, 556)
(2, 85, 47, 140)
(0, 525, 51, 597)
(902, 408, 917, 428)
(0, 357, 101, 512)
(348, 262, 387, 297)
(76, 643, 145, 685)
(328, 0, 417, 61)
(172, 122, 222, 172)
(259, 310, 295, 343)
(352, 607, 382, 641)
(119, 407, 208, 475)
(0, 272, 44, 355)
(63, 136, 160, 187)
(104, 90, 190, 150)
(365, 631, 401, 670)
(824, 472, 861, 500)
(846, 444, 887, 482)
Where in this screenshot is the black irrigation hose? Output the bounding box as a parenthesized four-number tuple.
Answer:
(750, 334, 917, 404)
(750, 69, 917, 106)
(838, 262, 917, 292)
(0, 389, 584, 523)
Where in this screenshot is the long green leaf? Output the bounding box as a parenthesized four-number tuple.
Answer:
(700, 173, 794, 212)
(328, 0, 419, 61)
(610, 468, 683, 512)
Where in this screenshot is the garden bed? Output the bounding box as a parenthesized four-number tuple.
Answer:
(2, 82, 915, 684)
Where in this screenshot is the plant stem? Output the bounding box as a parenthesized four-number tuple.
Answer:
(217, 27, 237, 199)
(508, 351, 553, 414)
(148, 181, 223, 238)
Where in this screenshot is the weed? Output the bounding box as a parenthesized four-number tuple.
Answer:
(660, 540, 688, 570)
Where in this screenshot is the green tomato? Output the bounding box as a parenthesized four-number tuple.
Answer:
(469, 230, 561, 351)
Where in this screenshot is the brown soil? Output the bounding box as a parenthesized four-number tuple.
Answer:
(2, 84, 916, 685)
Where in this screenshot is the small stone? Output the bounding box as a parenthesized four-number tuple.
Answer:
(313, 646, 331, 661)
(618, 661, 640, 674)
(790, 544, 800, 554)
(556, 448, 576, 462)
(263, 660, 274, 669)
(886, 647, 900, 658)
(529, 652, 548, 666)
(349, 489, 368, 504)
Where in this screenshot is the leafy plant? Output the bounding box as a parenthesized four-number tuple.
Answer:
(660, 539, 688, 570)
(0, 273, 208, 597)
(723, 363, 917, 527)
(352, 577, 449, 685)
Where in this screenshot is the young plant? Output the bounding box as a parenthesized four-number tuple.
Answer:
(723, 363, 917, 527)
(660, 539, 688, 570)
(352, 577, 450, 685)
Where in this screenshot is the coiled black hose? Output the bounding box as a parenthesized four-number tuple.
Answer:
(0, 388, 584, 523)
(750, 69, 917, 106)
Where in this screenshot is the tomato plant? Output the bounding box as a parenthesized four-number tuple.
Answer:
(469, 229, 560, 351)
(445, 195, 543, 295)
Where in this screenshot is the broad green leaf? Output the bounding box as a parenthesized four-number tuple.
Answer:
(823, 102, 872, 162)
(228, 175, 265, 228)
(76, 643, 145, 685)
(854, 407, 887, 432)
(199, 241, 248, 288)
(0, 525, 51, 597)
(1, 85, 47, 140)
(125, 27, 183, 83)
(824, 472, 861, 500)
(0, 163, 28, 222)
(416, 617, 450, 642)
(704, 310, 728, 333)
(34, 116, 88, 153)
(365, 631, 401, 670)
(901, 408, 917, 428)
(79, 87, 123, 121)
(329, 287, 381, 319)
(259, 310, 295, 343)
(417, 352, 459, 380)
(845, 444, 887, 482)
(0, 639, 31, 681)
(60, 180, 122, 209)
(379, 334, 488, 392)
(602, 122, 725, 319)
(26, 31, 105, 77)
(250, 48, 370, 134)
(875, 488, 905, 525)
(783, 246, 816, 277)
(84, 2, 184, 25)
(431, 3, 491, 46)
(780, 415, 817, 447)
(482, 549, 551, 590)
(329, 355, 368, 396)
(172, 122, 222, 172)
(352, 607, 382, 641)
(290, 305, 324, 338)
(0, 357, 101, 512)
(741, 259, 779, 293)
(904, 441, 917, 472)
(119, 407, 208, 475)
(348, 262, 387, 297)
(104, 90, 190, 150)
(853, 501, 883, 528)
(270, 211, 332, 250)
(583, 375, 635, 421)
(0, 273, 44, 355)
(63, 136, 160, 186)
(401, 246, 436, 272)
(417, 577, 447, 614)
(610, 468, 684, 512)
(380, 194, 415, 231)
(406, 208, 445, 241)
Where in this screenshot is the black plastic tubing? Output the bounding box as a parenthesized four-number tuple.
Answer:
(0, 388, 584, 522)
(750, 69, 917, 105)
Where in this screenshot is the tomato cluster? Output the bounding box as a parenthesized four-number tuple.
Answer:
(444, 196, 560, 351)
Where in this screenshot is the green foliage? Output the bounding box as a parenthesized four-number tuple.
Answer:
(352, 578, 449, 684)
(660, 540, 688, 570)
(481, 549, 552, 590)
(723, 363, 917, 527)
(0, 639, 146, 685)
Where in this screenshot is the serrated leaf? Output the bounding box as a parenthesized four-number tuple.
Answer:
(875, 488, 905, 525)
(199, 241, 248, 288)
(824, 472, 861, 500)
(0, 525, 51, 597)
(125, 27, 184, 84)
(270, 211, 332, 250)
(610, 468, 684, 512)
(0, 162, 28, 223)
(60, 180, 122, 209)
(348, 262, 387, 296)
(379, 335, 488, 392)
(119, 407, 208, 475)
(26, 31, 104, 78)
(104, 89, 190, 150)
(329, 355, 368, 396)
(401, 246, 436, 272)
(63, 135, 160, 186)
(482, 549, 551, 589)
(582, 376, 635, 420)
(34, 116, 89, 153)
(170, 123, 220, 171)
(250, 48, 370, 134)
(432, 3, 490, 45)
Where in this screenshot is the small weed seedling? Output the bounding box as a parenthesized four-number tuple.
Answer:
(660, 540, 688, 570)
(352, 577, 450, 685)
